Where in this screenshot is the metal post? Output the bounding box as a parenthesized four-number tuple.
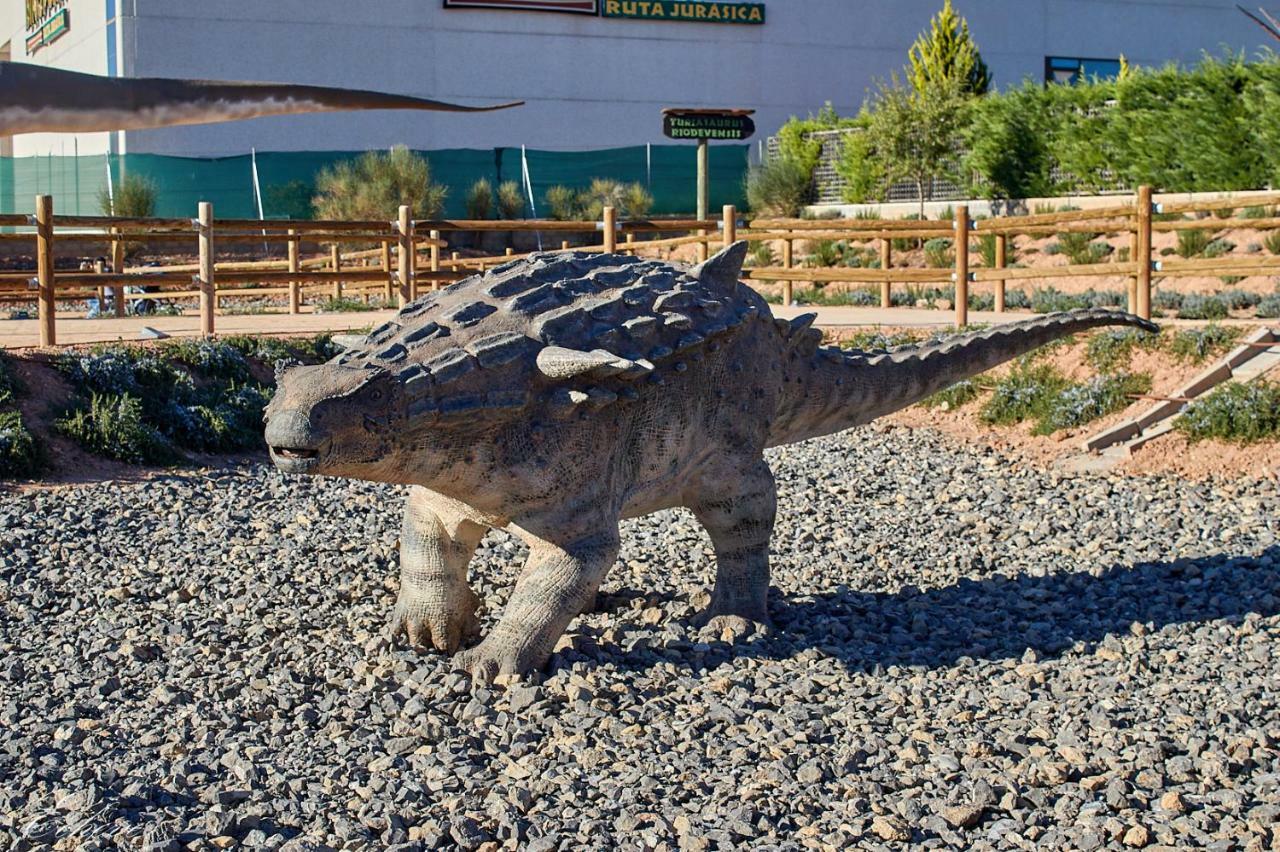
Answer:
(198, 201, 215, 336)
(696, 137, 709, 263)
(36, 195, 55, 347)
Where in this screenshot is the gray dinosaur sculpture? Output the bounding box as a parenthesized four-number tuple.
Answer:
(0, 62, 521, 135)
(265, 243, 1157, 682)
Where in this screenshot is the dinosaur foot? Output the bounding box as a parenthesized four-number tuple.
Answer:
(453, 635, 551, 686)
(388, 588, 481, 654)
(692, 607, 774, 644)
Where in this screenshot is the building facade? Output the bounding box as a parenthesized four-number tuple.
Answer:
(0, 0, 1270, 214)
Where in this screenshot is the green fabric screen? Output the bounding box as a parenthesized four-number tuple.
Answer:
(0, 145, 748, 220)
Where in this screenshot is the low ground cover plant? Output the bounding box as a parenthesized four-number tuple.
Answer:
(1166, 325, 1241, 363)
(1177, 294, 1229, 321)
(0, 355, 43, 478)
(1085, 328, 1161, 373)
(978, 361, 1150, 435)
(1176, 380, 1280, 443)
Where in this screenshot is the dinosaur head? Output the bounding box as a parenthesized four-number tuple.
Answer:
(264, 362, 405, 480)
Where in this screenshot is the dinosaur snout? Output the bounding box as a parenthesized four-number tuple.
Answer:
(265, 410, 328, 473)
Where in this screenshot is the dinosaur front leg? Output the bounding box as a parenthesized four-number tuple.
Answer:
(389, 487, 486, 653)
(690, 459, 777, 640)
(455, 528, 619, 683)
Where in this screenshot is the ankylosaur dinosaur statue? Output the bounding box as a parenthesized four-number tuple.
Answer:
(264, 243, 1158, 682)
(0, 62, 521, 135)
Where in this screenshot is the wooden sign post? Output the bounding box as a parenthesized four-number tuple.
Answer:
(662, 108, 754, 261)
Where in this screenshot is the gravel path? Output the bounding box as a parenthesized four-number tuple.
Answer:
(2, 425, 1278, 851)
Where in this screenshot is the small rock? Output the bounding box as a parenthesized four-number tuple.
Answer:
(1122, 824, 1150, 847)
(871, 815, 910, 842)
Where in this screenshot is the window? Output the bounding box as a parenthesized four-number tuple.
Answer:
(1045, 56, 1122, 85)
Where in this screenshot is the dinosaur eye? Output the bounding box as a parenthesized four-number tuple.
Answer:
(369, 389, 383, 402)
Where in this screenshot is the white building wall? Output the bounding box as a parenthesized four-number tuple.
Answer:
(6, 0, 1270, 158)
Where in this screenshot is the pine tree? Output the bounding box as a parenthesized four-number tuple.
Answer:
(907, 0, 991, 96)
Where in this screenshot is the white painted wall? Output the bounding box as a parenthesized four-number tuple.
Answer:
(6, 0, 1271, 158)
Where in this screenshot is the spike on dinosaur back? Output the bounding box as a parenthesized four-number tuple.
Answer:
(688, 241, 749, 294)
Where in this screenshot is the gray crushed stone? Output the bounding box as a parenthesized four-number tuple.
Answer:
(1, 424, 1278, 851)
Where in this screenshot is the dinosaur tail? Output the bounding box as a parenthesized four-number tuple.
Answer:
(767, 308, 1159, 448)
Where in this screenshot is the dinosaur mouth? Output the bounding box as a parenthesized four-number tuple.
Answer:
(269, 441, 328, 473)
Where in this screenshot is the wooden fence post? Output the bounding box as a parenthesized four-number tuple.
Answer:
(954, 205, 970, 328)
(111, 231, 126, 317)
(722, 204, 736, 248)
(381, 241, 394, 303)
(625, 233, 635, 255)
(429, 229, 441, 291)
(287, 228, 300, 314)
(603, 206, 617, 253)
(1128, 227, 1139, 315)
(1136, 185, 1153, 320)
(782, 238, 793, 307)
(36, 195, 55, 347)
(94, 259, 106, 309)
(561, 240, 570, 251)
(397, 205, 414, 306)
(994, 233, 1007, 313)
(198, 201, 215, 336)
(879, 237, 892, 308)
(451, 251, 460, 274)
(330, 244, 342, 300)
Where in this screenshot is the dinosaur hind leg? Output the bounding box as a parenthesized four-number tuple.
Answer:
(390, 487, 486, 654)
(690, 459, 777, 641)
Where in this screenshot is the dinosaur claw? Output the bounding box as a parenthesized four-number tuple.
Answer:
(388, 588, 480, 655)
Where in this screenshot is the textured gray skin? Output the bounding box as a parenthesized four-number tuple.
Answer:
(264, 242, 1158, 682)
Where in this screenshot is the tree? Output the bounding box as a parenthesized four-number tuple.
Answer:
(861, 77, 971, 218)
(312, 146, 446, 221)
(907, 0, 991, 96)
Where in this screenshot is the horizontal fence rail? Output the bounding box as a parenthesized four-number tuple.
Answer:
(6, 185, 1280, 346)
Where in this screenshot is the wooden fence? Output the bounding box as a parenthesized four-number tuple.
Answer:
(5, 184, 1280, 346)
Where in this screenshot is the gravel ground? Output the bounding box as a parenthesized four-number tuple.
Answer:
(2, 425, 1279, 852)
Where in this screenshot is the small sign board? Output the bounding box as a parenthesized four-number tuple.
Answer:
(26, 8, 69, 55)
(602, 1, 764, 24)
(662, 109, 755, 141)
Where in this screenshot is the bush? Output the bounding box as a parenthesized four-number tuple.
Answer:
(464, 179, 494, 220)
(980, 362, 1073, 427)
(621, 183, 654, 219)
(1166, 324, 1241, 363)
(312, 146, 447, 221)
(1176, 229, 1211, 259)
(1220, 289, 1262, 310)
(1257, 295, 1280, 318)
(1265, 232, 1280, 256)
(745, 158, 811, 217)
(497, 181, 525, 220)
(746, 241, 776, 268)
(923, 238, 954, 268)
(1056, 231, 1111, 264)
(1175, 380, 1280, 443)
(1152, 289, 1184, 311)
(1203, 238, 1236, 259)
(1177, 294, 1229, 320)
(97, 174, 157, 218)
(315, 296, 378, 314)
(0, 410, 43, 479)
(263, 180, 315, 220)
(1085, 328, 1160, 373)
(577, 178, 630, 222)
(56, 393, 173, 464)
(922, 380, 980, 410)
(0, 354, 18, 407)
(1030, 287, 1089, 313)
(1242, 205, 1272, 218)
(544, 185, 581, 221)
(1003, 289, 1031, 310)
(1034, 373, 1151, 434)
(164, 339, 253, 383)
(976, 232, 1016, 268)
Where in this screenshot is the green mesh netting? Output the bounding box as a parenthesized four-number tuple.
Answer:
(0, 145, 748, 219)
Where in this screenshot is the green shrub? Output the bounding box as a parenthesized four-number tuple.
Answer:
(806, 239, 846, 268)
(56, 393, 173, 464)
(838, 330, 924, 351)
(745, 158, 811, 217)
(923, 238, 954, 268)
(1152, 289, 1184, 311)
(1166, 324, 1241, 363)
(262, 180, 316, 220)
(1263, 232, 1280, 256)
(1085, 328, 1160, 373)
(980, 362, 1073, 427)
(0, 410, 43, 479)
(1004, 289, 1031, 310)
(544, 185, 581, 221)
(1056, 231, 1112, 264)
(0, 354, 19, 407)
(315, 296, 378, 314)
(1175, 380, 1280, 443)
(1242, 205, 1272, 219)
(1257, 295, 1280, 318)
(464, 178, 494, 220)
(97, 174, 157, 218)
(621, 183, 654, 219)
(163, 339, 252, 383)
(1177, 294, 1229, 320)
(1176, 229, 1211, 259)
(1034, 373, 1150, 434)
(497, 181, 525, 220)
(922, 380, 980, 410)
(1030, 287, 1089, 313)
(746, 241, 776, 267)
(975, 232, 1017, 268)
(1220, 289, 1262, 310)
(312, 146, 447, 221)
(1203, 239, 1235, 259)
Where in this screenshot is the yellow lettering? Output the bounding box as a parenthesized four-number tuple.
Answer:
(651, 1, 664, 15)
(694, 4, 705, 18)
(605, 0, 621, 13)
(749, 6, 763, 22)
(621, 1, 636, 13)
(707, 3, 720, 19)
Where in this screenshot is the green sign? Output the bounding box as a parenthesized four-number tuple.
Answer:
(602, 1, 764, 24)
(26, 8, 69, 55)
(663, 113, 754, 141)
